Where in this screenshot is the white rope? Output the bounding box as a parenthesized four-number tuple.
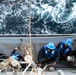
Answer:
(23, 63, 32, 75)
(28, 0, 32, 57)
(28, 0, 35, 60)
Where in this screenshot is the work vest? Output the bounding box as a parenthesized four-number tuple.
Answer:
(10, 54, 20, 60)
(59, 42, 72, 56)
(44, 45, 56, 59)
(10, 55, 18, 60)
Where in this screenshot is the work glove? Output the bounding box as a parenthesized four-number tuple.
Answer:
(53, 62, 56, 65)
(37, 64, 41, 67)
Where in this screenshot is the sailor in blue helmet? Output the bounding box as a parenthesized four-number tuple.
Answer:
(37, 42, 60, 67)
(56, 38, 72, 59)
(0, 46, 25, 71)
(10, 47, 24, 61)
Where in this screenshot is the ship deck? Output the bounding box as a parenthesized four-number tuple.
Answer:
(0, 69, 76, 75)
(0, 35, 76, 75)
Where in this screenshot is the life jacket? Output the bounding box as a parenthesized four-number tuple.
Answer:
(59, 42, 64, 52)
(44, 45, 56, 59)
(10, 54, 20, 60)
(10, 55, 18, 60)
(59, 42, 72, 56)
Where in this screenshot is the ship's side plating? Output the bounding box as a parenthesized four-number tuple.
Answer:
(0, 34, 75, 58)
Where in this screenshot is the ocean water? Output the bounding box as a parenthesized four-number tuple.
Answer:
(0, 0, 76, 34)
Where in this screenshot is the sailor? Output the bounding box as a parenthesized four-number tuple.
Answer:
(10, 47, 24, 61)
(9, 46, 26, 68)
(37, 42, 60, 68)
(56, 38, 72, 59)
(0, 46, 24, 71)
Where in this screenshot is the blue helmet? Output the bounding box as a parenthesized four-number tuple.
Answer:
(65, 38, 72, 46)
(46, 42, 55, 50)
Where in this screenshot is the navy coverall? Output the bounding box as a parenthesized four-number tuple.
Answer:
(10, 49, 24, 61)
(38, 45, 60, 64)
(56, 41, 72, 57)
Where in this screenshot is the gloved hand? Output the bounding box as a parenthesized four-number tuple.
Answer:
(53, 62, 56, 65)
(15, 48, 18, 50)
(37, 64, 41, 67)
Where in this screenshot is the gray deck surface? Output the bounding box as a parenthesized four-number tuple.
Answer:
(0, 70, 76, 75)
(0, 35, 76, 75)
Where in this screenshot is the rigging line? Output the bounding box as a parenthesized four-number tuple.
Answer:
(28, 0, 35, 62)
(28, 0, 32, 57)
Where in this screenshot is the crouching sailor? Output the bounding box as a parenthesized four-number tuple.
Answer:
(0, 47, 24, 71)
(37, 42, 60, 68)
(56, 38, 72, 60)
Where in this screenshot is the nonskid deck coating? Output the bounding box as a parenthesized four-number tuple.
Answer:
(0, 70, 76, 75)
